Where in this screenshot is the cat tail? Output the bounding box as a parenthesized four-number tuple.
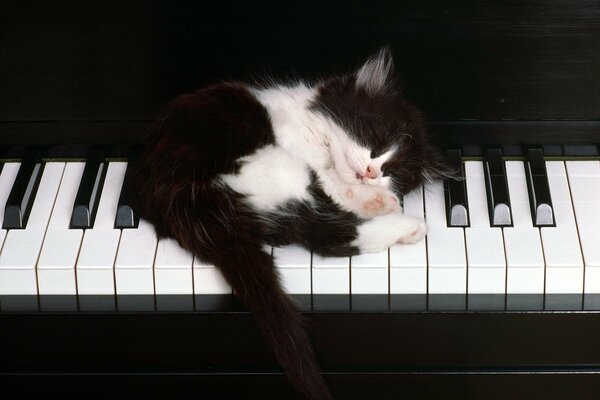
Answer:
(205, 239, 333, 400)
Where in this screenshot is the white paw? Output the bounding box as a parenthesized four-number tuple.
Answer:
(395, 218, 427, 244)
(344, 185, 400, 218)
(352, 212, 428, 254)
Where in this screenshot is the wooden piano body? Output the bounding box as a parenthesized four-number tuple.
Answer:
(1, 1, 599, 399)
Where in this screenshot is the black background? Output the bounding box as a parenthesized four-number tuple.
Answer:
(1, 0, 599, 144)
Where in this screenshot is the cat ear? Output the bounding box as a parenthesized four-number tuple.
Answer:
(356, 46, 395, 94)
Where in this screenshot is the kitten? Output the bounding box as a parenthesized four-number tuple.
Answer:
(128, 47, 447, 400)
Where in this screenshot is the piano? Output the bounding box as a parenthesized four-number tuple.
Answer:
(1, 1, 599, 399)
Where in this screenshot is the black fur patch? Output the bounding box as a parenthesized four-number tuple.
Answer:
(264, 172, 361, 257)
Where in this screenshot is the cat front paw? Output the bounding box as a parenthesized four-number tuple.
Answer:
(396, 218, 427, 244)
(351, 213, 428, 254)
(345, 186, 400, 218)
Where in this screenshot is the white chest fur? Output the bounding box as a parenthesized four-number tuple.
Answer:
(220, 144, 312, 211)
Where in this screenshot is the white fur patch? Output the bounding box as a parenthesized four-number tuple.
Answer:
(221, 145, 311, 211)
(252, 84, 332, 171)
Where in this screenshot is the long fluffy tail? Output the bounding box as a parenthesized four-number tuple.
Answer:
(207, 241, 332, 400)
(128, 134, 332, 398)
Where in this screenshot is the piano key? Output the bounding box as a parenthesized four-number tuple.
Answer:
(525, 148, 555, 226)
(504, 161, 545, 309)
(154, 238, 194, 311)
(114, 146, 141, 229)
(114, 218, 158, 310)
(70, 146, 107, 229)
(565, 161, 600, 304)
(390, 186, 427, 310)
(464, 161, 506, 309)
(351, 249, 388, 311)
(3, 147, 44, 229)
(483, 148, 512, 226)
(76, 162, 127, 309)
(37, 162, 86, 309)
(444, 149, 469, 227)
(193, 257, 232, 311)
(273, 245, 312, 310)
(424, 180, 467, 309)
(0, 162, 65, 299)
(312, 254, 350, 310)
(540, 161, 584, 310)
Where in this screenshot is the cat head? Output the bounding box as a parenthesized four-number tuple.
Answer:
(312, 46, 449, 195)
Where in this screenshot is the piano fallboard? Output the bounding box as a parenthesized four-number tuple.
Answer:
(1, 311, 600, 399)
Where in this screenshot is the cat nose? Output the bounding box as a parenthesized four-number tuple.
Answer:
(364, 165, 378, 179)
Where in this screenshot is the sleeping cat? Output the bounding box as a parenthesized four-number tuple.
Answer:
(128, 47, 447, 400)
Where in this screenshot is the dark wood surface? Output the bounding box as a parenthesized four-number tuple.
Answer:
(3, 374, 600, 400)
(1, 312, 600, 399)
(2, 312, 600, 371)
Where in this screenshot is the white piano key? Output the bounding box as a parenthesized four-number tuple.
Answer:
(312, 254, 350, 294)
(114, 219, 158, 295)
(503, 161, 545, 294)
(154, 238, 194, 295)
(37, 162, 86, 295)
(273, 245, 311, 295)
(193, 257, 231, 294)
(0, 162, 20, 253)
(76, 162, 126, 295)
(351, 249, 388, 295)
(0, 162, 65, 295)
(541, 162, 584, 294)
(424, 180, 467, 294)
(566, 161, 600, 294)
(464, 161, 506, 294)
(390, 187, 427, 294)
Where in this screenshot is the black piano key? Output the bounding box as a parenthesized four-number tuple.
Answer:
(444, 149, 469, 227)
(70, 146, 107, 229)
(114, 146, 141, 229)
(525, 148, 555, 227)
(3, 147, 44, 229)
(483, 148, 512, 226)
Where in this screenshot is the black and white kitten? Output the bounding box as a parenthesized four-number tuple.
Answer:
(128, 47, 447, 400)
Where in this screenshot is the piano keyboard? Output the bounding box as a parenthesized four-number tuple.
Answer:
(0, 146, 598, 312)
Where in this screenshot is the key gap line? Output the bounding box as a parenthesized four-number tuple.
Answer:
(421, 186, 429, 312)
(501, 227, 508, 311)
(151, 238, 159, 312)
(563, 162, 587, 310)
(72, 227, 86, 312)
(112, 230, 123, 312)
(34, 162, 67, 312)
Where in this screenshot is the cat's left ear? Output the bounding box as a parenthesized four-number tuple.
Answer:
(356, 46, 395, 94)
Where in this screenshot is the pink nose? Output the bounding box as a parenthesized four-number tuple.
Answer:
(356, 165, 377, 179)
